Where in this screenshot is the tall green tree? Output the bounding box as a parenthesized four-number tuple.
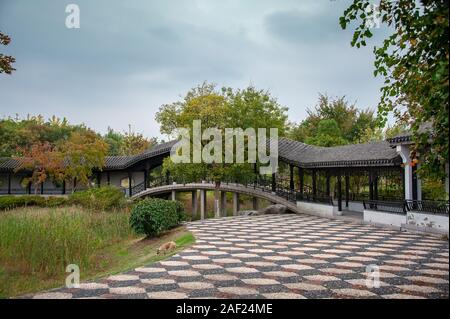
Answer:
(305, 119, 348, 147)
(289, 94, 378, 145)
(340, 0, 449, 177)
(156, 83, 289, 214)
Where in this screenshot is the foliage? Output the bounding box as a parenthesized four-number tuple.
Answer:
(103, 126, 156, 156)
(305, 119, 348, 147)
(0, 32, 15, 74)
(129, 198, 185, 236)
(0, 115, 87, 158)
(340, 0, 449, 177)
(68, 186, 126, 211)
(156, 83, 289, 186)
(289, 94, 378, 145)
(0, 196, 68, 211)
(15, 142, 65, 194)
(59, 131, 108, 188)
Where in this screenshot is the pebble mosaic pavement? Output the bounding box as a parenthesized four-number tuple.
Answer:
(26, 214, 449, 299)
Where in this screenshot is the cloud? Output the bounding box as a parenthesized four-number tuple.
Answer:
(0, 0, 389, 138)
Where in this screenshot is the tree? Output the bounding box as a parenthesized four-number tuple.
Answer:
(103, 127, 124, 156)
(15, 142, 64, 194)
(305, 119, 348, 147)
(156, 83, 289, 215)
(103, 126, 155, 156)
(340, 0, 449, 177)
(0, 115, 89, 157)
(121, 125, 154, 156)
(0, 32, 15, 74)
(289, 94, 378, 145)
(59, 131, 108, 190)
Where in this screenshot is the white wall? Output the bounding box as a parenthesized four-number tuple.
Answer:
(363, 210, 405, 228)
(406, 211, 449, 232)
(297, 201, 337, 218)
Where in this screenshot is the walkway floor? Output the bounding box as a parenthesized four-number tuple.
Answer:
(27, 214, 449, 299)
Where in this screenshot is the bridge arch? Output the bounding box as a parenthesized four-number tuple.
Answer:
(131, 181, 302, 217)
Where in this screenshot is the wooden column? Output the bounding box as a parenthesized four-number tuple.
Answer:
(128, 171, 132, 197)
(326, 171, 331, 197)
(369, 170, 374, 201)
(27, 181, 32, 195)
(143, 170, 148, 189)
(7, 172, 11, 195)
(312, 169, 317, 200)
(337, 173, 342, 212)
(73, 177, 77, 193)
(289, 164, 294, 191)
(107, 172, 111, 185)
(62, 180, 66, 195)
(345, 174, 350, 208)
(298, 167, 304, 195)
(374, 172, 379, 200)
(271, 173, 276, 192)
(40, 182, 44, 195)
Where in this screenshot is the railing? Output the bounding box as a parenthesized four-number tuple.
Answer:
(126, 174, 334, 206)
(363, 200, 407, 214)
(405, 200, 449, 215)
(363, 199, 449, 215)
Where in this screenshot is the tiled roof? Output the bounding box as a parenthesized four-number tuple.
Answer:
(104, 140, 177, 169)
(0, 140, 177, 172)
(0, 138, 400, 172)
(277, 138, 400, 168)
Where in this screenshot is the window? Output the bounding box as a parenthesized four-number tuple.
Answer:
(120, 177, 135, 188)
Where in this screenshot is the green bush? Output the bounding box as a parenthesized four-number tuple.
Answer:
(0, 196, 67, 211)
(129, 198, 185, 236)
(68, 186, 126, 211)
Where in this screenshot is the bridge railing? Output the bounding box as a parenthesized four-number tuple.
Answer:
(127, 174, 334, 206)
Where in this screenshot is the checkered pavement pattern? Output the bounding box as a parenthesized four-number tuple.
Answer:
(27, 214, 449, 299)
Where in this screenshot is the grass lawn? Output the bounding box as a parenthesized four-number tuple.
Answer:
(0, 206, 195, 298)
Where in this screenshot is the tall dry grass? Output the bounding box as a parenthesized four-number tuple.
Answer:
(0, 206, 135, 276)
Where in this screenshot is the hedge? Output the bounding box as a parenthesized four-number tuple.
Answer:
(129, 198, 186, 236)
(68, 186, 126, 211)
(0, 196, 68, 211)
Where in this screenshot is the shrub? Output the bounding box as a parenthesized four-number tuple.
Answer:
(0, 196, 67, 211)
(129, 198, 185, 236)
(69, 186, 126, 211)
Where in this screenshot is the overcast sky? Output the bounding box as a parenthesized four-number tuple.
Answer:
(0, 0, 387, 139)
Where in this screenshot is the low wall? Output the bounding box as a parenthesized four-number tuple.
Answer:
(296, 201, 337, 218)
(406, 211, 449, 233)
(363, 209, 405, 228)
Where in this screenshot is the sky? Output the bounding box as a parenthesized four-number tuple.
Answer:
(0, 0, 388, 139)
